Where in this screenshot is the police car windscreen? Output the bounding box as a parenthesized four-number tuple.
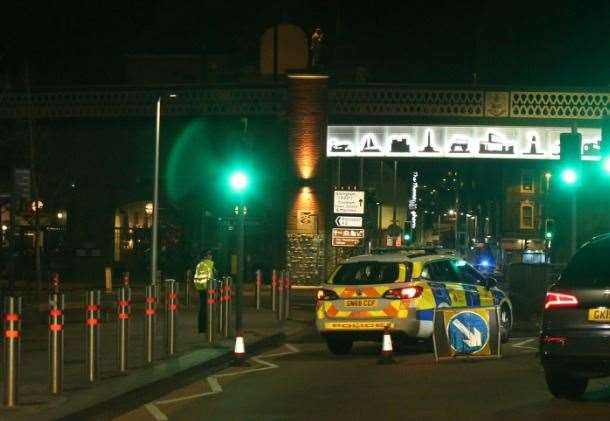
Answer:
(332, 262, 399, 285)
(560, 246, 610, 288)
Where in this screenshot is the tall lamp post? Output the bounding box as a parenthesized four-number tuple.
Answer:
(151, 94, 176, 285)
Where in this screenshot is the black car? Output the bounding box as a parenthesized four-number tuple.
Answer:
(540, 234, 610, 399)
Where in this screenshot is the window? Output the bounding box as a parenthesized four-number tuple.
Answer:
(331, 261, 407, 285)
(456, 264, 485, 285)
(425, 260, 460, 283)
(520, 201, 534, 229)
(560, 246, 610, 288)
(521, 172, 535, 193)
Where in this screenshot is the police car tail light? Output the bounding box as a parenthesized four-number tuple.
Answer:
(383, 286, 423, 300)
(316, 289, 339, 301)
(544, 292, 578, 310)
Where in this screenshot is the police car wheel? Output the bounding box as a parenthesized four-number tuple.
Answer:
(500, 305, 511, 343)
(544, 369, 588, 400)
(326, 335, 353, 355)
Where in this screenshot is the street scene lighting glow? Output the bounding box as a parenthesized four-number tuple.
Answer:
(230, 171, 249, 192)
(561, 169, 577, 184)
(603, 157, 610, 173)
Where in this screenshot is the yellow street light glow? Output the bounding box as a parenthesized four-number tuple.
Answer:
(1, 224, 7, 232)
(57, 212, 64, 219)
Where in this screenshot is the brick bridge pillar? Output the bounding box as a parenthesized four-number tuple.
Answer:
(286, 73, 329, 284)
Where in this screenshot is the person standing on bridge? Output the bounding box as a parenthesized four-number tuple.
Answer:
(193, 250, 215, 333)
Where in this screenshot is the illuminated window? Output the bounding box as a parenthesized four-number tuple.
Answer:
(520, 201, 534, 229)
(521, 172, 535, 193)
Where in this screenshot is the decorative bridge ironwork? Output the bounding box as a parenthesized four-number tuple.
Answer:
(0, 84, 608, 121)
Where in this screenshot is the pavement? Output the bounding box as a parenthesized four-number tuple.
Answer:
(0, 284, 312, 421)
(116, 327, 610, 421)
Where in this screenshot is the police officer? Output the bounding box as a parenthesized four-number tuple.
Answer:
(194, 250, 215, 333)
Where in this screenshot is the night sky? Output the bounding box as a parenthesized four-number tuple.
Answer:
(1, 1, 609, 86)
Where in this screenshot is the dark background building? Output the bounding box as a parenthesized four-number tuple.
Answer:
(1, 1, 609, 285)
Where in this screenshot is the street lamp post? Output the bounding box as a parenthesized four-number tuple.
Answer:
(151, 94, 176, 285)
(151, 98, 161, 285)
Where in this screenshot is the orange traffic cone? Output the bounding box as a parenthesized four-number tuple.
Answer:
(378, 325, 396, 365)
(232, 330, 248, 366)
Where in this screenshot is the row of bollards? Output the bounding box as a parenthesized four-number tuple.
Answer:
(2, 276, 199, 408)
(272, 270, 292, 321)
(254, 269, 292, 319)
(207, 277, 233, 344)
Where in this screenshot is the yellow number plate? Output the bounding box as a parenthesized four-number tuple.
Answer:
(344, 299, 377, 308)
(588, 307, 610, 322)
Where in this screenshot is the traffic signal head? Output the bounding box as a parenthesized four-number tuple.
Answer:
(544, 219, 555, 240)
(559, 132, 582, 186)
(403, 232, 412, 241)
(229, 171, 249, 192)
(561, 168, 578, 184)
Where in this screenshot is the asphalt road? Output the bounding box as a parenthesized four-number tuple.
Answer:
(114, 325, 610, 420)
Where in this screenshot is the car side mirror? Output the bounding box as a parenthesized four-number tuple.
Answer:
(485, 277, 497, 289)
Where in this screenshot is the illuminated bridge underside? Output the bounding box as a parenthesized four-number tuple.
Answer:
(0, 86, 608, 121)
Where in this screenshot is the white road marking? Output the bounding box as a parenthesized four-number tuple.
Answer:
(144, 403, 168, 421)
(512, 338, 537, 351)
(145, 343, 300, 419)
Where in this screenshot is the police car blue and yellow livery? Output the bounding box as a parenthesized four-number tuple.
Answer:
(315, 251, 513, 355)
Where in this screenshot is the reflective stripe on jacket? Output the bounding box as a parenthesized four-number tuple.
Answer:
(194, 259, 214, 290)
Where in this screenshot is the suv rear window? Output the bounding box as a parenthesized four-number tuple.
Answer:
(560, 246, 610, 288)
(331, 261, 408, 285)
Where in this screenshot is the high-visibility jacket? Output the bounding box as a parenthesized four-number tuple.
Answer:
(194, 258, 214, 290)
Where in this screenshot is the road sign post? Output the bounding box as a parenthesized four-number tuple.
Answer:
(334, 216, 363, 228)
(333, 190, 365, 214)
(432, 306, 501, 361)
(331, 228, 365, 247)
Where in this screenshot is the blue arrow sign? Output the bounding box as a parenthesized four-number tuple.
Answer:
(446, 311, 489, 354)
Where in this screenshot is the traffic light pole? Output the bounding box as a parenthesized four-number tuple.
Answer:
(235, 203, 245, 332)
(570, 192, 577, 256)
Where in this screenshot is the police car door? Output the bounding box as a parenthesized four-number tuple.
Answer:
(453, 261, 494, 307)
(425, 260, 466, 308)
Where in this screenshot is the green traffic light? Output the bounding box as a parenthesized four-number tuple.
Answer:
(545, 232, 553, 240)
(561, 168, 577, 184)
(229, 171, 249, 192)
(603, 157, 610, 174)
(404, 233, 411, 241)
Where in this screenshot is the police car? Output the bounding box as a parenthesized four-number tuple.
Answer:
(315, 249, 513, 354)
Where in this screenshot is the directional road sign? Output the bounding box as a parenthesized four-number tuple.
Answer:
(334, 216, 363, 228)
(433, 306, 501, 361)
(447, 311, 489, 354)
(333, 190, 365, 214)
(331, 228, 364, 247)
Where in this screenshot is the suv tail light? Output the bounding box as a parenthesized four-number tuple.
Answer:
(316, 289, 339, 301)
(383, 286, 423, 300)
(544, 292, 579, 310)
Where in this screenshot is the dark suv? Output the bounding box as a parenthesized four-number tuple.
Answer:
(540, 234, 610, 399)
